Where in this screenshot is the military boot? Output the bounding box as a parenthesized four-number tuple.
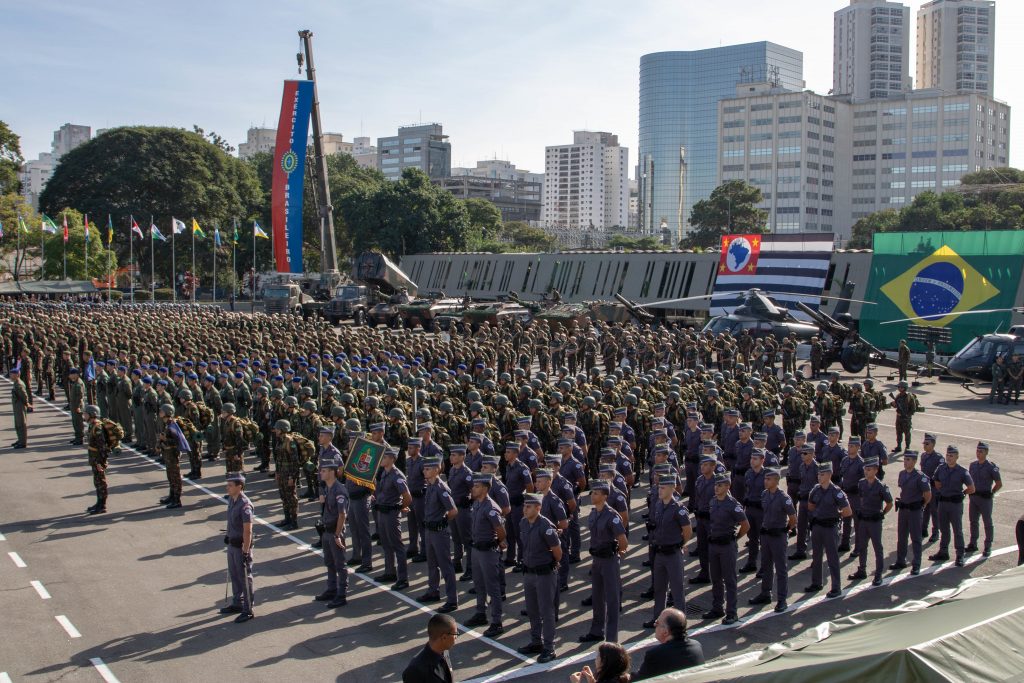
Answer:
(159, 489, 174, 505)
(166, 496, 183, 509)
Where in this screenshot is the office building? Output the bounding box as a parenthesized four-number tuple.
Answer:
(321, 133, 351, 156)
(237, 127, 277, 160)
(541, 131, 629, 234)
(20, 124, 91, 209)
(51, 124, 91, 158)
(451, 159, 542, 185)
(638, 43, 804, 241)
(350, 136, 378, 170)
(377, 124, 451, 181)
(833, 0, 912, 101)
(917, 0, 995, 97)
(435, 176, 542, 224)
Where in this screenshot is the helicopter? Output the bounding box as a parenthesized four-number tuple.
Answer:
(881, 308, 1024, 384)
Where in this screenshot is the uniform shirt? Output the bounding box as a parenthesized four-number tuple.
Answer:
(838, 456, 866, 493)
(808, 483, 849, 519)
(345, 476, 373, 498)
(786, 448, 803, 481)
(227, 492, 254, 540)
(857, 478, 892, 514)
(920, 450, 942, 488)
(650, 497, 691, 545)
(540, 490, 568, 527)
(934, 463, 974, 495)
(488, 477, 511, 511)
(684, 427, 702, 461)
(720, 424, 740, 461)
(424, 479, 456, 523)
(377, 467, 410, 506)
(322, 479, 349, 530)
(764, 424, 786, 454)
(615, 454, 634, 483)
(695, 474, 716, 513)
(761, 488, 796, 529)
(806, 429, 828, 456)
(734, 440, 753, 473)
(516, 446, 539, 472)
(470, 497, 503, 544)
(798, 460, 820, 497)
(519, 514, 560, 568)
(505, 459, 532, 500)
(821, 443, 846, 471)
(420, 440, 444, 460)
(406, 455, 426, 495)
(606, 486, 629, 515)
(898, 468, 930, 503)
(708, 495, 747, 537)
(560, 458, 586, 493)
(744, 467, 767, 505)
(587, 506, 625, 552)
(969, 460, 1001, 494)
(466, 449, 484, 473)
(446, 464, 473, 506)
(860, 439, 887, 463)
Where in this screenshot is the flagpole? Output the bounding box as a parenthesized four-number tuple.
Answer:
(62, 213, 67, 280)
(232, 218, 237, 304)
(172, 219, 177, 303)
(15, 216, 20, 281)
(40, 222, 44, 281)
(252, 220, 257, 310)
(107, 214, 111, 302)
(150, 214, 155, 301)
(213, 225, 218, 304)
(191, 218, 196, 303)
(129, 215, 135, 303)
(85, 214, 89, 280)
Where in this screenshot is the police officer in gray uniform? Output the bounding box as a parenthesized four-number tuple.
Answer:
(967, 441, 1001, 557)
(749, 468, 796, 613)
(848, 458, 892, 586)
(837, 439, 865, 554)
(644, 475, 692, 629)
(690, 454, 718, 584)
(222, 471, 254, 623)
(516, 492, 561, 663)
(503, 441, 535, 569)
(344, 428, 374, 573)
(465, 473, 507, 638)
(805, 461, 852, 598)
(533, 467, 568, 620)
(930, 445, 975, 566)
(419, 456, 459, 612)
(891, 450, 930, 575)
(375, 448, 412, 590)
(447, 445, 474, 578)
(405, 438, 427, 562)
(578, 480, 628, 644)
(790, 444, 819, 560)
(703, 472, 749, 625)
(740, 449, 767, 573)
(315, 453, 350, 609)
(919, 433, 942, 542)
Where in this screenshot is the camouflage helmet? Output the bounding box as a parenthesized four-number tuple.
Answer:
(389, 407, 405, 420)
(466, 390, 481, 402)
(439, 401, 454, 413)
(365, 396, 379, 408)
(470, 401, 485, 413)
(499, 372, 512, 382)
(344, 418, 361, 432)
(160, 404, 175, 417)
(222, 402, 237, 414)
(494, 394, 509, 407)
(271, 388, 285, 399)
(341, 392, 354, 404)
(179, 389, 193, 400)
(274, 419, 291, 432)
(582, 396, 596, 407)
(432, 384, 447, 395)
(528, 398, 543, 410)
(284, 396, 299, 407)
(330, 406, 347, 419)
(625, 394, 638, 406)
(782, 385, 795, 394)
(84, 404, 100, 417)
(302, 400, 317, 412)
(386, 387, 399, 398)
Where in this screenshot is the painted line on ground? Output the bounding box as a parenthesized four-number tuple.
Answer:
(918, 430, 1022, 448)
(0, 531, 6, 541)
(54, 615, 81, 639)
(8, 552, 26, 568)
(0, 671, 12, 683)
(460, 544, 1017, 683)
(0, 378, 532, 665)
(30, 580, 51, 600)
(89, 658, 121, 683)
(918, 412, 1024, 429)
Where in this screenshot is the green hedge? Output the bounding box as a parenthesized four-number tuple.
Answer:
(154, 288, 175, 301)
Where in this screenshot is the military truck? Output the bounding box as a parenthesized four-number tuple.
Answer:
(263, 281, 316, 316)
(263, 272, 344, 318)
(324, 252, 418, 326)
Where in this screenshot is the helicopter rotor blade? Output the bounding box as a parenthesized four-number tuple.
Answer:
(638, 294, 716, 309)
(880, 307, 1024, 325)
(762, 290, 877, 305)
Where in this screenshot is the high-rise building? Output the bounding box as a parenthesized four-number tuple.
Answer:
(51, 124, 91, 158)
(541, 131, 629, 234)
(833, 0, 912, 101)
(20, 124, 91, 209)
(237, 127, 277, 160)
(321, 133, 352, 156)
(638, 43, 804, 241)
(377, 124, 451, 181)
(350, 136, 379, 170)
(917, 0, 995, 97)
(451, 159, 543, 185)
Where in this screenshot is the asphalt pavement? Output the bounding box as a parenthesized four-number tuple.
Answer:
(0, 370, 1021, 683)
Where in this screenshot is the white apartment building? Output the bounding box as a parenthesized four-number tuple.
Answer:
(451, 159, 543, 185)
(833, 0, 911, 101)
(541, 131, 629, 232)
(917, 0, 995, 97)
(350, 136, 378, 170)
(51, 124, 91, 158)
(718, 84, 840, 235)
(20, 123, 91, 208)
(237, 127, 277, 160)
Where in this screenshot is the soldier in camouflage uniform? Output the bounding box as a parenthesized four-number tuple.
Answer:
(272, 419, 301, 530)
(157, 404, 187, 510)
(84, 405, 109, 514)
(67, 367, 86, 445)
(203, 375, 223, 462)
(220, 403, 246, 474)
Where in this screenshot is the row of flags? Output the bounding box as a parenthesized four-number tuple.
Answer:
(0, 214, 270, 245)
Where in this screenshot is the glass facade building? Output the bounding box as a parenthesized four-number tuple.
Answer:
(638, 43, 804, 241)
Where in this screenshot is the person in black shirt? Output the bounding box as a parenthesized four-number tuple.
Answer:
(402, 613, 456, 683)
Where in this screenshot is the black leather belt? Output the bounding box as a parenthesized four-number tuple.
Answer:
(896, 500, 924, 511)
(857, 513, 884, 522)
(760, 527, 787, 537)
(523, 564, 555, 575)
(972, 491, 994, 500)
(708, 536, 735, 545)
(472, 540, 498, 551)
(227, 537, 243, 547)
(456, 499, 473, 509)
(411, 490, 426, 499)
(375, 503, 401, 512)
(650, 543, 683, 554)
(811, 517, 840, 527)
(744, 500, 763, 509)
(939, 494, 965, 503)
(425, 520, 448, 532)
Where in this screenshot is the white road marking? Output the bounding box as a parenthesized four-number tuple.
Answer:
(30, 580, 51, 599)
(919, 411, 1024, 430)
(0, 531, 6, 541)
(6, 385, 533, 665)
(0, 672, 12, 683)
(90, 658, 121, 683)
(8, 552, 26, 568)
(55, 615, 81, 638)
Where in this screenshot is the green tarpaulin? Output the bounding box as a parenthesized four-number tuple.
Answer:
(859, 231, 1024, 352)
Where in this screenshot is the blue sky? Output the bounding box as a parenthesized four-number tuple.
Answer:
(4, 0, 1021, 173)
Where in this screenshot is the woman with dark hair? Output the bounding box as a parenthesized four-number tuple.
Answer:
(569, 641, 631, 683)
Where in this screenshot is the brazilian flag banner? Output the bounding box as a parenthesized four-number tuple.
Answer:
(860, 231, 1024, 351)
(343, 436, 386, 491)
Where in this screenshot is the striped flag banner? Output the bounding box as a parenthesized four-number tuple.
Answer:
(710, 233, 834, 320)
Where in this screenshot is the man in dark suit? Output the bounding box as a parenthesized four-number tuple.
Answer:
(633, 608, 705, 680)
(402, 613, 457, 683)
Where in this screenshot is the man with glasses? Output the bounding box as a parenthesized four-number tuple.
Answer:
(633, 608, 705, 680)
(402, 613, 456, 683)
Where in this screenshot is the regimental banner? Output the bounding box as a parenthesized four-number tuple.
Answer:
(343, 436, 386, 491)
(711, 233, 834, 320)
(859, 231, 1024, 351)
(271, 80, 314, 274)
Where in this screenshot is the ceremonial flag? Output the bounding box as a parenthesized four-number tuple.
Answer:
(253, 221, 269, 239)
(167, 420, 192, 453)
(860, 231, 1024, 350)
(172, 218, 187, 235)
(131, 218, 144, 239)
(106, 215, 113, 244)
(62, 213, 69, 242)
(84, 215, 90, 242)
(232, 223, 239, 244)
(19, 214, 29, 234)
(271, 79, 314, 273)
(342, 436, 386, 491)
(0, 220, 4, 239)
(41, 214, 59, 234)
(191, 218, 206, 239)
(151, 223, 167, 242)
(214, 227, 222, 247)
(710, 233, 833, 320)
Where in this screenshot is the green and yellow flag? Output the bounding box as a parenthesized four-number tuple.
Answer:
(859, 231, 1024, 351)
(342, 436, 387, 491)
(191, 218, 206, 239)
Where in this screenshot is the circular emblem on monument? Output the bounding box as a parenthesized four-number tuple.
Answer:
(281, 150, 299, 174)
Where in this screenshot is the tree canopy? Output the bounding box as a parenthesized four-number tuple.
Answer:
(0, 120, 23, 195)
(682, 180, 768, 249)
(847, 168, 1024, 248)
(606, 235, 667, 251)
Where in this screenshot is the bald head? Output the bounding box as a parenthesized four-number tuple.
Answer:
(659, 608, 688, 641)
